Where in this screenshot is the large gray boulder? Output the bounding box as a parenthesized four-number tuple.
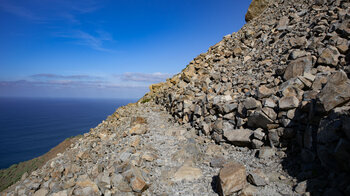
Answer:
(223, 129, 253, 147)
(283, 56, 313, 80)
(317, 71, 350, 112)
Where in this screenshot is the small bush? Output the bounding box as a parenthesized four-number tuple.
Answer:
(141, 98, 151, 103)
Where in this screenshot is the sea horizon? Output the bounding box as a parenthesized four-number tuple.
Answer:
(0, 97, 137, 169)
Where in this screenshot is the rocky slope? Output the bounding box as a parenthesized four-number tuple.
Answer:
(0, 136, 80, 192)
(2, 0, 350, 195)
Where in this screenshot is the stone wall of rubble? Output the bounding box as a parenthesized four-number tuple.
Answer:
(150, 0, 350, 177)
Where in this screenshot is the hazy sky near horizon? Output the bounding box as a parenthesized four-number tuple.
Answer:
(0, 0, 251, 98)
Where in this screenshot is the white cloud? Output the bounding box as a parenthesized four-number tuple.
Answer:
(55, 30, 116, 52)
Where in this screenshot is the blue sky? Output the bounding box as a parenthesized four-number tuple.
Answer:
(0, 0, 251, 98)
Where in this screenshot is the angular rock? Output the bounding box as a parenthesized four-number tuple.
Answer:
(111, 174, 132, 192)
(245, 0, 271, 22)
(131, 176, 147, 193)
(278, 96, 299, 110)
(317, 71, 350, 112)
(247, 169, 268, 186)
(173, 165, 203, 182)
(317, 46, 340, 67)
(129, 124, 148, 135)
(240, 184, 258, 196)
(252, 139, 264, 149)
(256, 85, 274, 99)
(262, 107, 277, 120)
(263, 98, 276, 108)
(284, 56, 313, 80)
(76, 177, 100, 196)
(223, 129, 253, 146)
(295, 181, 307, 194)
(34, 188, 49, 196)
(223, 103, 238, 113)
(247, 110, 274, 129)
(268, 129, 280, 147)
(289, 50, 309, 60)
(52, 190, 68, 196)
(244, 97, 261, 110)
(253, 128, 265, 140)
(218, 161, 246, 195)
(142, 152, 158, 162)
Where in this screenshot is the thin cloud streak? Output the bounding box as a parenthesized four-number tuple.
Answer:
(119, 72, 173, 83)
(0, 79, 148, 89)
(0, 0, 102, 22)
(51, 0, 102, 14)
(75, 30, 115, 52)
(0, 0, 115, 52)
(55, 30, 116, 52)
(0, 72, 163, 98)
(0, 1, 45, 22)
(0, 72, 172, 98)
(31, 73, 102, 80)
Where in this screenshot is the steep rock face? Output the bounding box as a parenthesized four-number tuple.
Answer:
(245, 0, 272, 22)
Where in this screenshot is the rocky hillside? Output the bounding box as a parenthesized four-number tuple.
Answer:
(145, 0, 350, 194)
(2, 0, 350, 195)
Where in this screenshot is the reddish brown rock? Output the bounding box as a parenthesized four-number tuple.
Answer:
(218, 161, 247, 195)
(245, 0, 272, 22)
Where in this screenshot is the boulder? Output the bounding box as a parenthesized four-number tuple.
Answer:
(245, 0, 271, 22)
(253, 128, 265, 140)
(149, 82, 164, 93)
(317, 71, 350, 112)
(223, 103, 238, 113)
(252, 139, 264, 149)
(284, 56, 313, 80)
(278, 96, 299, 110)
(317, 46, 340, 67)
(247, 169, 268, 186)
(247, 110, 274, 129)
(218, 161, 247, 195)
(233, 47, 243, 56)
(256, 85, 274, 99)
(263, 99, 276, 109)
(223, 129, 253, 146)
(34, 189, 49, 196)
(131, 176, 148, 193)
(75, 177, 100, 196)
(173, 165, 203, 182)
(244, 97, 262, 110)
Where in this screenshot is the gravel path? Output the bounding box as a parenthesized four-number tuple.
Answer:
(2, 102, 298, 196)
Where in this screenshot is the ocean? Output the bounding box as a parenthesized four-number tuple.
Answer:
(0, 97, 136, 169)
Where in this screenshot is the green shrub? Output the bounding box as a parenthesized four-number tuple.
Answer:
(141, 98, 151, 103)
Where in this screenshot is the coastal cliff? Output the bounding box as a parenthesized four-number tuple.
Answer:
(2, 0, 350, 195)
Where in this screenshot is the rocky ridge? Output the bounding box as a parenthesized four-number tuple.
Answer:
(2, 0, 350, 195)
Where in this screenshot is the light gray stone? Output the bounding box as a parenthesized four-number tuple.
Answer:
(223, 129, 253, 146)
(279, 96, 299, 110)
